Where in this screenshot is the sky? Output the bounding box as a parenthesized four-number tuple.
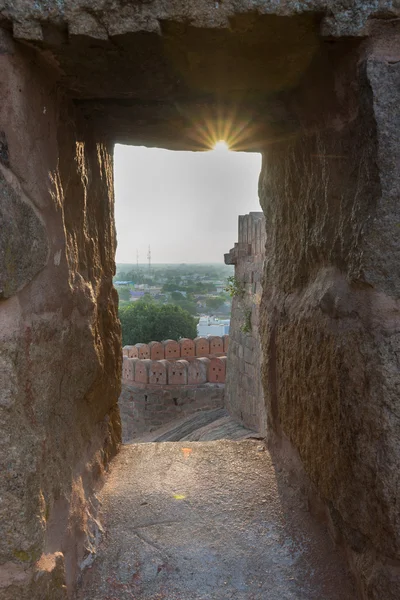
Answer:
(114, 143, 262, 264)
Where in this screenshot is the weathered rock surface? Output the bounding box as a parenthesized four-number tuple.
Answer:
(260, 30, 400, 600)
(1, 0, 399, 38)
(3, 2, 398, 150)
(0, 29, 121, 599)
(0, 166, 49, 298)
(133, 408, 258, 442)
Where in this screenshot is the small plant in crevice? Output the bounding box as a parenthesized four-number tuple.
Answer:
(225, 275, 244, 298)
(241, 309, 252, 334)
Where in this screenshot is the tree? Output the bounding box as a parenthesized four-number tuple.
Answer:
(116, 286, 131, 302)
(162, 281, 184, 292)
(119, 298, 198, 345)
(205, 296, 225, 312)
(169, 291, 198, 316)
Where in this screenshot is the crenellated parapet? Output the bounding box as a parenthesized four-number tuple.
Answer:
(122, 355, 227, 386)
(122, 336, 228, 386)
(123, 335, 229, 361)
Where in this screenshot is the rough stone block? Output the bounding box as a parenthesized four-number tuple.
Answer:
(188, 357, 210, 384)
(244, 347, 253, 363)
(0, 169, 49, 298)
(222, 335, 230, 353)
(245, 336, 255, 351)
(244, 362, 256, 379)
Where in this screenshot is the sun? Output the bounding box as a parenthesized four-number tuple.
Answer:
(213, 140, 230, 152)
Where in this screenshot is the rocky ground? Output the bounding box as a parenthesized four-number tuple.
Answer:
(133, 408, 260, 443)
(76, 433, 356, 599)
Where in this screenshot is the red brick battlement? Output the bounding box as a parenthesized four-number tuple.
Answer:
(122, 336, 228, 385)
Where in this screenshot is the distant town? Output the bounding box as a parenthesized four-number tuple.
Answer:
(114, 263, 234, 337)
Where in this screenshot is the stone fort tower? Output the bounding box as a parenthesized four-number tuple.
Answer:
(225, 212, 266, 432)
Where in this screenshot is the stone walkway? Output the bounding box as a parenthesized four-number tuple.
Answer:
(134, 408, 260, 443)
(76, 440, 356, 600)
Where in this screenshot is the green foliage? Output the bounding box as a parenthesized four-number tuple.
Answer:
(116, 286, 132, 302)
(241, 309, 252, 334)
(119, 298, 198, 345)
(225, 275, 244, 298)
(162, 281, 217, 294)
(169, 291, 198, 316)
(162, 281, 184, 292)
(205, 296, 225, 311)
(187, 281, 217, 294)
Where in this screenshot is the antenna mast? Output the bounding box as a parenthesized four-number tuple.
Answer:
(136, 249, 139, 269)
(147, 245, 151, 275)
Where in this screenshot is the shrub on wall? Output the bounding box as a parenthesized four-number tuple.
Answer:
(119, 297, 198, 345)
(225, 275, 244, 298)
(241, 308, 252, 333)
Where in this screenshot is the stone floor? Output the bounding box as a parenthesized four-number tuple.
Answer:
(76, 440, 356, 600)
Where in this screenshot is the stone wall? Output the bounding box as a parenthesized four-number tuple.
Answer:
(225, 213, 266, 433)
(119, 383, 225, 442)
(120, 338, 227, 440)
(259, 32, 400, 600)
(123, 355, 227, 385)
(0, 31, 120, 600)
(123, 337, 228, 385)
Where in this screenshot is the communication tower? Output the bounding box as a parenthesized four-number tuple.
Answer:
(147, 245, 151, 274)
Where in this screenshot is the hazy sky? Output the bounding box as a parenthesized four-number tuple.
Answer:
(114, 144, 262, 264)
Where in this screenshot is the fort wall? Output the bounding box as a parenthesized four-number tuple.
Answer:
(123, 336, 228, 362)
(224, 213, 266, 433)
(122, 355, 227, 386)
(120, 337, 228, 440)
(119, 383, 225, 442)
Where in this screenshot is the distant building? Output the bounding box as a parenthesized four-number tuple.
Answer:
(148, 286, 163, 295)
(197, 316, 230, 337)
(130, 291, 145, 302)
